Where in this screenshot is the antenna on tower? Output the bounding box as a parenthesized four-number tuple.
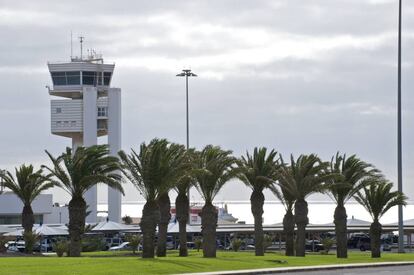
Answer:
(70, 31, 73, 60)
(79, 36, 84, 60)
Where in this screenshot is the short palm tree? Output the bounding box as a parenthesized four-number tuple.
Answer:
(327, 153, 379, 258)
(270, 182, 295, 256)
(278, 154, 332, 257)
(175, 148, 197, 257)
(355, 178, 407, 258)
(237, 147, 279, 256)
(43, 145, 123, 257)
(193, 145, 237, 258)
(0, 165, 54, 253)
(119, 139, 187, 258)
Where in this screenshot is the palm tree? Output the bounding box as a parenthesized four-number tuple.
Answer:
(175, 148, 196, 257)
(119, 139, 187, 258)
(355, 178, 407, 258)
(0, 165, 54, 253)
(193, 145, 237, 258)
(278, 154, 332, 257)
(237, 147, 279, 256)
(43, 145, 123, 257)
(156, 143, 187, 257)
(270, 182, 295, 256)
(327, 153, 379, 258)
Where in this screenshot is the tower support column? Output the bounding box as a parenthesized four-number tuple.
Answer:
(83, 87, 98, 223)
(108, 88, 122, 222)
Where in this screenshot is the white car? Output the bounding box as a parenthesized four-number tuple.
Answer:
(109, 242, 130, 251)
(6, 241, 25, 252)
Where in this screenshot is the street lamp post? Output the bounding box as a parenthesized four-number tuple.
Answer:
(397, 0, 404, 254)
(177, 69, 197, 224)
(176, 69, 197, 149)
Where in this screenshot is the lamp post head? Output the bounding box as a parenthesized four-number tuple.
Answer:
(176, 69, 197, 77)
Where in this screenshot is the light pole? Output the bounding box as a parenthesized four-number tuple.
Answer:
(397, 0, 404, 253)
(176, 69, 197, 149)
(177, 69, 197, 224)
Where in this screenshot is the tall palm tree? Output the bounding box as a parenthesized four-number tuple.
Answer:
(175, 148, 196, 257)
(270, 182, 295, 256)
(43, 145, 123, 257)
(355, 178, 407, 258)
(119, 139, 187, 258)
(193, 145, 237, 258)
(156, 143, 187, 257)
(278, 154, 332, 257)
(0, 165, 54, 254)
(328, 153, 379, 258)
(237, 147, 279, 256)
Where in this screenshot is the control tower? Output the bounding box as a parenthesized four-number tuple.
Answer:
(47, 41, 122, 223)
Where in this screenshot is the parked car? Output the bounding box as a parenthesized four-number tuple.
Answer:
(178, 241, 197, 250)
(109, 242, 130, 251)
(358, 237, 392, 252)
(6, 241, 25, 253)
(305, 240, 324, 252)
(105, 237, 123, 250)
(347, 234, 369, 249)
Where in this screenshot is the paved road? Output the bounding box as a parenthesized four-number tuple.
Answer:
(272, 265, 414, 274)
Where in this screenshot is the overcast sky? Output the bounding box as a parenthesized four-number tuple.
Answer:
(0, 0, 413, 204)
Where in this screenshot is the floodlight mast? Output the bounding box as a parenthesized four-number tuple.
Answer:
(176, 68, 197, 225)
(176, 69, 197, 150)
(397, 0, 404, 254)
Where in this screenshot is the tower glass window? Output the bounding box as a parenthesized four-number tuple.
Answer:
(103, 72, 112, 86)
(82, 71, 97, 85)
(51, 72, 66, 85)
(97, 107, 108, 117)
(51, 71, 81, 86)
(66, 71, 81, 85)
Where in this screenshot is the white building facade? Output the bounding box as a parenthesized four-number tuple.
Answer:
(47, 54, 122, 223)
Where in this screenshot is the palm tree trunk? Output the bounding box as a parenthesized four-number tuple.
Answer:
(370, 219, 382, 258)
(295, 199, 308, 257)
(22, 204, 35, 254)
(68, 196, 86, 257)
(334, 204, 348, 258)
(140, 200, 160, 258)
(157, 193, 171, 257)
(250, 189, 265, 256)
(283, 209, 295, 256)
(201, 202, 218, 258)
(175, 190, 189, 257)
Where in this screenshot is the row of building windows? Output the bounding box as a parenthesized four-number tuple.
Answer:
(55, 121, 77, 127)
(54, 107, 108, 116)
(51, 71, 112, 86)
(0, 215, 43, 225)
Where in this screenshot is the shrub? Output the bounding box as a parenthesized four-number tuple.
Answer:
(53, 240, 68, 257)
(0, 236, 7, 253)
(24, 231, 40, 254)
(194, 238, 203, 252)
(122, 215, 133, 225)
(263, 234, 274, 253)
(81, 237, 106, 252)
(231, 238, 243, 252)
(126, 234, 141, 254)
(321, 237, 335, 254)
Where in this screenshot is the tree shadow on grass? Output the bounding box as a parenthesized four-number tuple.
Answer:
(139, 258, 207, 269)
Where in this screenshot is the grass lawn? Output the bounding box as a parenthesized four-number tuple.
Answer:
(0, 251, 414, 275)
